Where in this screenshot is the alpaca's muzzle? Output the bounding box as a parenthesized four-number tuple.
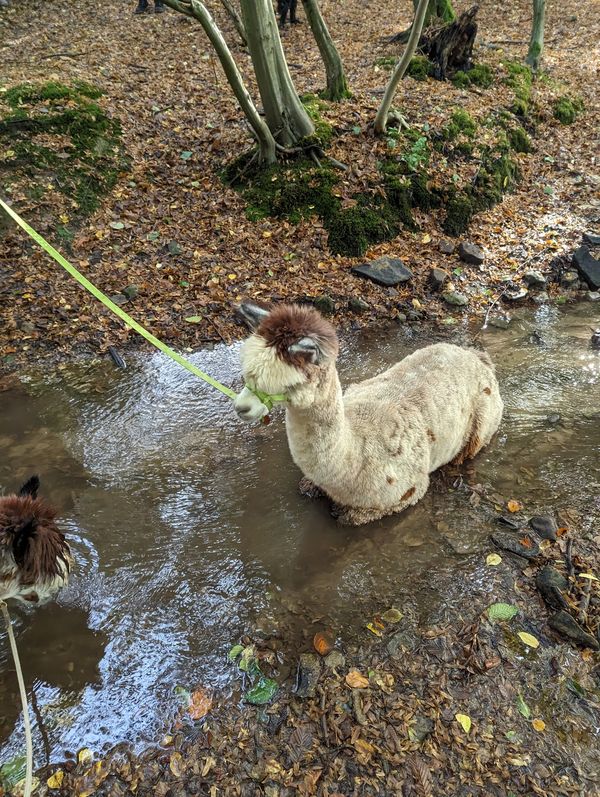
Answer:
(234, 386, 270, 422)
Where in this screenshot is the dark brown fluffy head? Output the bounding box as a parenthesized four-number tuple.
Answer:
(246, 303, 339, 367)
(0, 481, 71, 586)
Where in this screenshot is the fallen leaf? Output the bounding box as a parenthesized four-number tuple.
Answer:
(507, 499, 523, 513)
(532, 718, 546, 732)
(517, 631, 539, 649)
(180, 151, 193, 160)
(313, 631, 333, 656)
(169, 752, 184, 777)
(421, 233, 431, 243)
(108, 221, 124, 230)
(516, 693, 531, 719)
(486, 553, 502, 566)
(47, 770, 64, 789)
(188, 687, 213, 720)
(455, 713, 471, 733)
(345, 670, 369, 689)
(244, 676, 278, 705)
(578, 572, 599, 581)
(288, 725, 313, 763)
(184, 315, 203, 323)
(487, 602, 519, 621)
(227, 644, 244, 661)
(77, 748, 93, 765)
(381, 607, 403, 623)
(366, 621, 383, 637)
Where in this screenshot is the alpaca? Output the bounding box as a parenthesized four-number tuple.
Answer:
(234, 302, 503, 525)
(0, 476, 72, 603)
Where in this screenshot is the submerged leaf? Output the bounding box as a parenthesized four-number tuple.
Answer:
(486, 553, 502, 566)
(313, 631, 334, 656)
(169, 752, 184, 777)
(517, 631, 539, 648)
(507, 499, 523, 513)
(345, 670, 369, 689)
(455, 713, 472, 733)
(381, 608, 403, 623)
(516, 693, 531, 719)
(188, 687, 213, 720)
(532, 718, 546, 732)
(47, 770, 64, 789)
(227, 644, 244, 661)
(487, 602, 519, 621)
(244, 676, 278, 705)
(78, 748, 93, 765)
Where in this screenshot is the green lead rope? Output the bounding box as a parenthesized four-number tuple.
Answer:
(0, 197, 285, 410)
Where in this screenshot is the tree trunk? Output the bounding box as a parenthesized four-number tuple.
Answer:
(375, 0, 430, 134)
(391, 0, 455, 43)
(526, 0, 545, 71)
(300, 0, 348, 100)
(219, 0, 247, 46)
(421, 5, 478, 80)
(240, 0, 314, 147)
(164, 0, 276, 163)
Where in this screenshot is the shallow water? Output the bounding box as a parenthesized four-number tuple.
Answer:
(0, 303, 599, 764)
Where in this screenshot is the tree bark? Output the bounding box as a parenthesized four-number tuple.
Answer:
(300, 0, 348, 100)
(240, 0, 314, 147)
(164, 0, 276, 163)
(219, 0, 247, 46)
(526, 0, 545, 71)
(375, 0, 430, 134)
(391, 0, 456, 44)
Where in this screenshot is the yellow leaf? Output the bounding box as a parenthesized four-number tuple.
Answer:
(532, 718, 546, 732)
(77, 748, 93, 765)
(169, 752, 184, 777)
(578, 573, 599, 581)
(47, 770, 64, 789)
(486, 553, 502, 566)
(455, 713, 472, 733)
(227, 273, 237, 280)
(421, 233, 431, 243)
(366, 622, 383, 637)
(354, 738, 375, 755)
(507, 500, 523, 513)
(345, 670, 369, 688)
(517, 632, 539, 648)
(262, 230, 272, 238)
(59, 213, 69, 224)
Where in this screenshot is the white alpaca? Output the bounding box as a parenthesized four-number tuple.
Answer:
(234, 302, 503, 525)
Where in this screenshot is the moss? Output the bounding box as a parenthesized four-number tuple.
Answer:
(374, 56, 397, 71)
(300, 93, 333, 146)
(503, 61, 533, 116)
(474, 151, 520, 210)
(508, 126, 532, 153)
(443, 193, 474, 236)
(407, 56, 433, 81)
(441, 109, 477, 141)
(552, 96, 584, 124)
(410, 172, 441, 210)
(326, 198, 399, 257)
(383, 173, 417, 229)
(452, 63, 493, 89)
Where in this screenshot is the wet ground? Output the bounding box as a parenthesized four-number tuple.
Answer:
(0, 302, 599, 768)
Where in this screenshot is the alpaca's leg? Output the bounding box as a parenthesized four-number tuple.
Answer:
(298, 477, 326, 500)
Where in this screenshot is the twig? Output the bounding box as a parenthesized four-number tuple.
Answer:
(1, 601, 33, 797)
(565, 538, 574, 579)
(206, 315, 228, 344)
(39, 51, 88, 59)
(309, 149, 321, 167)
(30, 690, 51, 767)
(319, 688, 329, 746)
(578, 579, 592, 624)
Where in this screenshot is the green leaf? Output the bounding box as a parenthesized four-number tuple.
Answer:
(504, 730, 519, 741)
(239, 645, 255, 672)
(179, 280, 190, 287)
(227, 644, 244, 661)
(487, 602, 519, 621)
(516, 693, 531, 719)
(244, 676, 278, 705)
(168, 241, 183, 255)
(352, 125, 361, 134)
(109, 221, 124, 229)
(184, 315, 203, 324)
(146, 231, 160, 241)
(190, 180, 200, 188)
(0, 756, 26, 789)
(180, 150, 193, 160)
(543, 185, 554, 195)
(455, 713, 471, 733)
(381, 608, 403, 624)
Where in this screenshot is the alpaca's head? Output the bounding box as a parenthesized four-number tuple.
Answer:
(235, 302, 339, 421)
(0, 475, 71, 601)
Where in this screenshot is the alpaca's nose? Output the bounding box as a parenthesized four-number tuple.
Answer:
(233, 387, 268, 422)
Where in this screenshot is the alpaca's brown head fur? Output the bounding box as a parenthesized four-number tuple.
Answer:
(255, 304, 339, 367)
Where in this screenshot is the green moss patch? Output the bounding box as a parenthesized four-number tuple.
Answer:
(507, 125, 532, 153)
(503, 61, 533, 116)
(407, 56, 434, 81)
(0, 80, 126, 228)
(299, 93, 334, 146)
(552, 95, 584, 125)
(440, 109, 477, 141)
(452, 63, 493, 89)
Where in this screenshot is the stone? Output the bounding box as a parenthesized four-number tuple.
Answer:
(547, 413, 561, 424)
(489, 316, 511, 329)
(351, 256, 413, 287)
(429, 267, 449, 290)
(529, 515, 558, 541)
(495, 515, 520, 529)
(532, 291, 549, 304)
(504, 287, 529, 301)
(410, 716, 435, 742)
(560, 270, 580, 288)
(591, 330, 600, 349)
(348, 297, 369, 312)
(535, 566, 568, 609)
(407, 310, 422, 321)
(586, 291, 600, 302)
(296, 653, 322, 698)
(582, 232, 600, 246)
(458, 241, 484, 265)
(396, 312, 407, 323)
(167, 241, 183, 255)
(523, 270, 547, 288)
(19, 321, 36, 333)
(490, 531, 540, 559)
(439, 239, 456, 255)
(572, 245, 600, 289)
(386, 629, 418, 656)
(548, 611, 599, 650)
(109, 293, 128, 306)
(442, 291, 468, 307)
(122, 284, 139, 300)
(313, 294, 335, 315)
(324, 650, 345, 670)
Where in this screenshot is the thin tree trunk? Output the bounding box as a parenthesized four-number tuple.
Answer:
(219, 0, 247, 46)
(165, 0, 276, 163)
(300, 0, 348, 101)
(240, 0, 314, 146)
(526, 0, 545, 71)
(375, 0, 430, 134)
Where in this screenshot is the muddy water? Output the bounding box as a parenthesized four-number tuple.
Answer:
(0, 304, 599, 763)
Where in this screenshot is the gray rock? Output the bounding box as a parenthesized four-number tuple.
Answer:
(396, 312, 407, 323)
(324, 650, 345, 670)
(109, 293, 128, 306)
(296, 653, 322, 698)
(458, 241, 485, 265)
(167, 241, 183, 256)
(547, 413, 561, 424)
(529, 515, 558, 541)
(523, 270, 547, 288)
(439, 239, 456, 255)
(560, 270, 580, 288)
(491, 531, 540, 559)
(591, 329, 600, 349)
(348, 297, 369, 312)
(352, 256, 413, 287)
(409, 716, 435, 743)
(532, 291, 549, 304)
(495, 515, 520, 529)
(314, 294, 335, 315)
(504, 288, 529, 301)
(536, 566, 568, 610)
(386, 629, 418, 656)
(587, 291, 600, 302)
(122, 284, 139, 300)
(442, 291, 468, 307)
(548, 611, 599, 650)
(407, 310, 422, 321)
(572, 246, 600, 289)
(429, 267, 449, 290)
(489, 316, 511, 329)
(582, 232, 600, 246)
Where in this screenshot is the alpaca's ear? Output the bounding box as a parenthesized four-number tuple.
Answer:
(12, 517, 37, 567)
(288, 336, 324, 364)
(237, 302, 270, 331)
(19, 475, 40, 499)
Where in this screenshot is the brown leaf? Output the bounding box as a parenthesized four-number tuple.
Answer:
(288, 725, 313, 763)
(188, 687, 213, 720)
(345, 670, 369, 689)
(408, 754, 434, 797)
(313, 631, 333, 657)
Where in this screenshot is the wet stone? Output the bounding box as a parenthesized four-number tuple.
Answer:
(491, 531, 540, 559)
(429, 267, 449, 290)
(324, 650, 345, 670)
(348, 297, 369, 312)
(495, 515, 520, 529)
(504, 287, 529, 301)
(296, 653, 322, 698)
(351, 256, 413, 287)
(560, 270, 580, 288)
(536, 566, 568, 610)
(548, 611, 600, 650)
(572, 245, 600, 289)
(547, 413, 561, 424)
(591, 329, 600, 349)
(489, 315, 511, 329)
(586, 291, 600, 302)
(458, 241, 484, 265)
(386, 629, 418, 656)
(410, 716, 434, 742)
(523, 270, 547, 288)
(439, 239, 456, 255)
(582, 232, 600, 246)
(442, 291, 468, 307)
(529, 515, 558, 541)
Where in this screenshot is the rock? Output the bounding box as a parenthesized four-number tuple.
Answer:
(536, 566, 568, 610)
(396, 312, 407, 323)
(504, 287, 529, 301)
(547, 413, 561, 424)
(429, 267, 449, 290)
(351, 256, 413, 287)
(572, 246, 600, 289)
(324, 650, 345, 670)
(296, 653, 322, 698)
(495, 515, 521, 529)
(109, 293, 128, 306)
(529, 330, 546, 346)
(313, 294, 335, 315)
(491, 531, 540, 559)
(19, 321, 36, 333)
(439, 239, 456, 255)
(348, 297, 369, 312)
(442, 291, 468, 307)
(591, 329, 600, 349)
(410, 716, 435, 742)
(122, 284, 139, 300)
(586, 291, 600, 302)
(582, 232, 600, 246)
(89, 250, 102, 265)
(523, 270, 547, 288)
(458, 241, 484, 265)
(560, 270, 580, 288)
(167, 241, 183, 256)
(407, 310, 422, 321)
(386, 629, 418, 656)
(529, 515, 558, 541)
(548, 611, 600, 650)
(532, 291, 549, 304)
(489, 316, 511, 329)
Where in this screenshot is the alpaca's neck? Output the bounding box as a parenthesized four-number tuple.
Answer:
(285, 366, 351, 483)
